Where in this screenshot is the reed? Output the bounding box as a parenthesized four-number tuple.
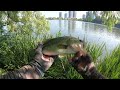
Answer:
(0, 31, 120, 79)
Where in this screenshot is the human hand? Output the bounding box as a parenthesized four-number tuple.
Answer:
(68, 43, 95, 73)
(68, 43, 106, 79)
(33, 43, 58, 72)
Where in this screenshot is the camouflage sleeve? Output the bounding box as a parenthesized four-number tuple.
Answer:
(70, 54, 106, 79)
(0, 60, 45, 79)
(76, 66, 106, 79)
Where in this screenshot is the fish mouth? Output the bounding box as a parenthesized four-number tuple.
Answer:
(42, 50, 59, 56)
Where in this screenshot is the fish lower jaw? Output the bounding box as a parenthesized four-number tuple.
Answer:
(42, 51, 59, 56)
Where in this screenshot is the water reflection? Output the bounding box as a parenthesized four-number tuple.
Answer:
(68, 20, 72, 34)
(64, 20, 67, 28)
(59, 20, 62, 31)
(112, 28, 120, 38)
(84, 22, 89, 32)
(68, 20, 76, 34)
(72, 20, 76, 31)
(49, 20, 120, 52)
(82, 21, 85, 31)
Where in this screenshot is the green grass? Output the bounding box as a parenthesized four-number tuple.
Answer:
(85, 42, 106, 63)
(0, 31, 120, 79)
(44, 57, 83, 79)
(97, 46, 120, 79)
(44, 41, 120, 79)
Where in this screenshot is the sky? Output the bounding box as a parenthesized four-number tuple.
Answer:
(41, 11, 87, 18)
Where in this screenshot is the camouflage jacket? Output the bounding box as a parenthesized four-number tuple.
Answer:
(0, 60, 44, 79)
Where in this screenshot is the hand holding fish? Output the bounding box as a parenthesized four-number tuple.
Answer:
(33, 43, 58, 72)
(68, 44, 92, 71)
(42, 36, 106, 79)
(68, 44, 106, 79)
(0, 42, 58, 79)
(0, 36, 106, 79)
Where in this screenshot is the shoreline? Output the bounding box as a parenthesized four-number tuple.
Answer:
(46, 18, 120, 30)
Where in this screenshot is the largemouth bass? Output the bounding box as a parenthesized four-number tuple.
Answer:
(42, 36, 84, 56)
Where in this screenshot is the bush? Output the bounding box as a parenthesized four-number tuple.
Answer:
(0, 11, 50, 71)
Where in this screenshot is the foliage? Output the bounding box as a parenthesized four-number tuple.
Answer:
(0, 11, 120, 78)
(0, 11, 50, 70)
(85, 42, 105, 63)
(100, 11, 120, 31)
(44, 56, 83, 79)
(85, 11, 94, 22)
(44, 42, 120, 79)
(43, 36, 106, 79)
(82, 11, 120, 31)
(98, 46, 120, 79)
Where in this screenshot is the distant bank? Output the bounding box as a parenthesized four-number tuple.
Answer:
(46, 17, 120, 29)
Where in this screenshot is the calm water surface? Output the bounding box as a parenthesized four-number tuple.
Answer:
(48, 20, 120, 55)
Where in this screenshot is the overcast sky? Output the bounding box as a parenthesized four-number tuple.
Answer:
(40, 11, 87, 18)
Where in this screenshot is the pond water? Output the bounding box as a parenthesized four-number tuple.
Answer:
(48, 20, 120, 53)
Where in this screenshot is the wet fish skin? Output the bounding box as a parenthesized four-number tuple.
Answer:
(42, 36, 84, 56)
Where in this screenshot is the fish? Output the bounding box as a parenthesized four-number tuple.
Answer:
(42, 36, 85, 56)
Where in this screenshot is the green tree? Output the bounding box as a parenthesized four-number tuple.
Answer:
(0, 11, 49, 35)
(82, 14, 86, 20)
(0, 11, 50, 70)
(100, 11, 120, 31)
(92, 11, 120, 31)
(85, 11, 120, 31)
(85, 11, 94, 22)
(92, 11, 99, 19)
